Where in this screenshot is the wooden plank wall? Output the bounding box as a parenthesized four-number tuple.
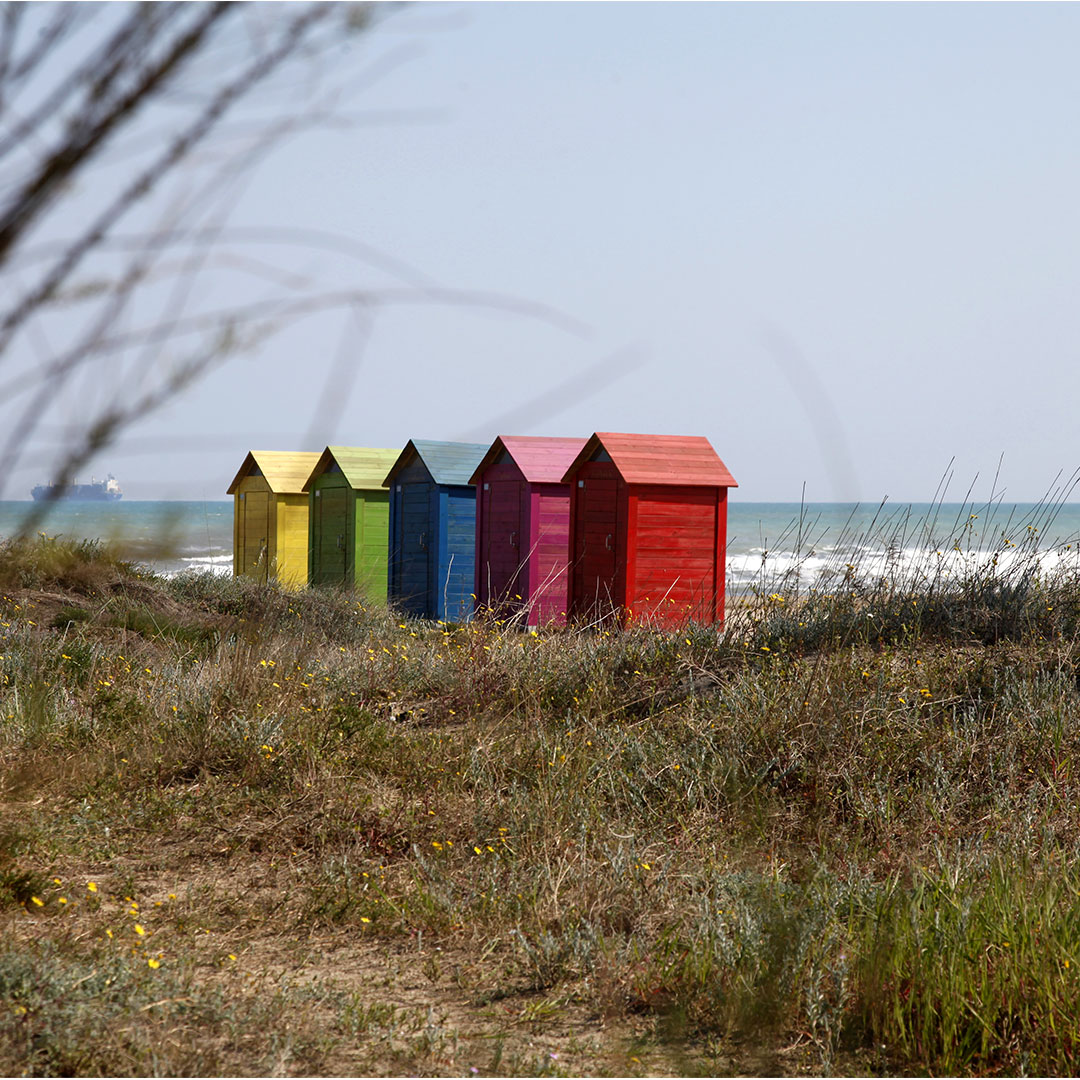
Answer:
(627, 485, 718, 625)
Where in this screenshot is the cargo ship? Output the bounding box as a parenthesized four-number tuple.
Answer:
(30, 474, 123, 501)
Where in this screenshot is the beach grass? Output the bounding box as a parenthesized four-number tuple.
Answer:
(3, 531, 1080, 1074)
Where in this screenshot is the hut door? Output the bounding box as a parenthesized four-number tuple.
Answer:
(481, 480, 523, 612)
(397, 481, 431, 616)
(242, 491, 270, 583)
(314, 486, 349, 584)
(573, 471, 619, 618)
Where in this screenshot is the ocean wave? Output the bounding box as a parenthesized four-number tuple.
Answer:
(728, 542, 1080, 590)
(166, 555, 232, 578)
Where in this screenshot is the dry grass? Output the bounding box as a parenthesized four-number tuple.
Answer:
(4, 534, 1080, 1075)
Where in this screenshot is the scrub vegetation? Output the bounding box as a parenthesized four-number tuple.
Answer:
(4, 529, 1080, 1076)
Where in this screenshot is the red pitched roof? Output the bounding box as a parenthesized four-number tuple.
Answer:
(562, 433, 738, 488)
(469, 435, 588, 485)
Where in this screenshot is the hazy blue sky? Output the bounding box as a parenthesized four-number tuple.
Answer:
(8, 3, 1080, 503)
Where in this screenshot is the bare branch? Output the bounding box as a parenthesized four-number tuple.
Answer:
(6, 5, 82, 93)
(0, 285, 589, 407)
(0, 3, 24, 113)
(0, 3, 354, 503)
(0, 4, 229, 255)
(14, 327, 243, 538)
(0, 4, 600, 518)
(302, 304, 376, 447)
(0, 3, 330, 363)
(7, 223, 445, 292)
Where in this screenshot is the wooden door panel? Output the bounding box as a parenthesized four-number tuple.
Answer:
(242, 491, 270, 583)
(314, 487, 348, 584)
(398, 482, 431, 615)
(481, 480, 524, 609)
(356, 494, 389, 602)
(572, 476, 619, 619)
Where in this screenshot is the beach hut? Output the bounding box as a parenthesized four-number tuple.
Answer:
(562, 433, 738, 628)
(384, 440, 488, 622)
(470, 435, 586, 625)
(303, 446, 400, 602)
(227, 450, 321, 588)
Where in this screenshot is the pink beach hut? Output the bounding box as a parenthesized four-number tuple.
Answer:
(470, 435, 587, 626)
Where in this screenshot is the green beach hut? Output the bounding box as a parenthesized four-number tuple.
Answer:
(303, 445, 399, 602)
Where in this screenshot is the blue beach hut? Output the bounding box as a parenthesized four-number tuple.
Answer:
(384, 439, 488, 622)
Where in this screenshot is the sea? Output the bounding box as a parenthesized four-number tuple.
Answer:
(3, 499, 1080, 594)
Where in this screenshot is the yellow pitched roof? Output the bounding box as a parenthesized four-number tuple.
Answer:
(226, 450, 321, 495)
(302, 446, 400, 492)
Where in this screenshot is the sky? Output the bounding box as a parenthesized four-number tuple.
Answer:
(6, 3, 1080, 504)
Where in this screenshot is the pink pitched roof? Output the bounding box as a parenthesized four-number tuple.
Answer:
(469, 435, 588, 485)
(562, 432, 738, 488)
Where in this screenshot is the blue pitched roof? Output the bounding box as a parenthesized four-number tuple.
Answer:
(384, 439, 489, 488)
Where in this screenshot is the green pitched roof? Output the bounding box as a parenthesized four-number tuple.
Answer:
(302, 446, 400, 492)
(384, 440, 489, 488)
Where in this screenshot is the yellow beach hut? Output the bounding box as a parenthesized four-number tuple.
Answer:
(227, 450, 321, 588)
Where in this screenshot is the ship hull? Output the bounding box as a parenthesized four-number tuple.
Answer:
(31, 490, 123, 502)
(31, 481, 123, 501)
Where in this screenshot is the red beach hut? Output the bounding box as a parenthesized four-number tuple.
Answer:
(562, 433, 738, 628)
(470, 435, 587, 625)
